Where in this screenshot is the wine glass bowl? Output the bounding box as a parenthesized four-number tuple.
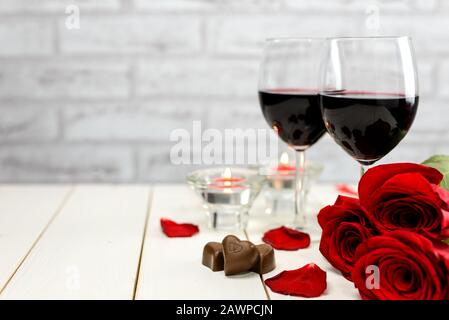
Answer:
(259, 89, 325, 150)
(319, 36, 419, 170)
(320, 92, 418, 166)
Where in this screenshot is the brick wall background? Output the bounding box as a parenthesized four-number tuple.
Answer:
(0, 0, 447, 183)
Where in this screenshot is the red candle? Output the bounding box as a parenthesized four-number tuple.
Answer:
(277, 163, 296, 172)
(213, 177, 245, 183)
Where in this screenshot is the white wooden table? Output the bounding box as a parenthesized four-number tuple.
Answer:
(0, 184, 359, 300)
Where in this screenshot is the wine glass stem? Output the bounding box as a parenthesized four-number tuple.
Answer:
(360, 164, 366, 178)
(294, 150, 306, 228)
(360, 164, 371, 178)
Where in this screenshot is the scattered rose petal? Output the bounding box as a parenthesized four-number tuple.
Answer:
(160, 218, 199, 238)
(265, 263, 327, 298)
(336, 184, 358, 197)
(262, 226, 310, 250)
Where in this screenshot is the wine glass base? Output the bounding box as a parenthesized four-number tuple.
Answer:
(285, 216, 322, 242)
(286, 224, 321, 242)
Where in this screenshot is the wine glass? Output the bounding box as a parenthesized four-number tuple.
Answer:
(319, 36, 419, 176)
(258, 38, 327, 229)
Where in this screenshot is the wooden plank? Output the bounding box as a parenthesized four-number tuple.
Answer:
(135, 185, 267, 300)
(246, 184, 360, 300)
(0, 185, 71, 294)
(0, 185, 151, 300)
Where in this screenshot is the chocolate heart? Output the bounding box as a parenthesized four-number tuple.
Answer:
(222, 235, 259, 276)
(251, 244, 276, 275)
(202, 242, 224, 272)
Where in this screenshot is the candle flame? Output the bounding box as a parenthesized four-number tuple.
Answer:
(280, 152, 289, 166)
(223, 167, 232, 178)
(223, 167, 232, 187)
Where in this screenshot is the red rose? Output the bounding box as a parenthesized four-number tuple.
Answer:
(353, 230, 449, 300)
(318, 196, 376, 280)
(359, 163, 449, 240)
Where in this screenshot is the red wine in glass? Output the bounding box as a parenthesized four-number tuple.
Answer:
(320, 91, 419, 165)
(258, 89, 326, 150)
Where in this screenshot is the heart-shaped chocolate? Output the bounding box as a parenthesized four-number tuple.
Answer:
(222, 235, 259, 276)
(202, 242, 224, 272)
(251, 244, 276, 275)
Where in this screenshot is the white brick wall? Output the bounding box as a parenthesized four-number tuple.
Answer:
(0, 0, 121, 13)
(135, 59, 259, 97)
(0, 61, 130, 99)
(0, 105, 59, 141)
(133, 0, 283, 12)
(59, 16, 202, 54)
(0, 19, 54, 56)
(0, 146, 133, 182)
(0, 0, 448, 182)
(62, 100, 207, 141)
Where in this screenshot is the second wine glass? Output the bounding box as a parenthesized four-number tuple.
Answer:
(319, 36, 419, 176)
(258, 38, 327, 229)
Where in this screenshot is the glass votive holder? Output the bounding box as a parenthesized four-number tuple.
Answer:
(261, 161, 323, 217)
(187, 167, 266, 231)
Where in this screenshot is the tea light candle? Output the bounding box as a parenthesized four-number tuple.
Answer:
(262, 155, 323, 217)
(268, 153, 296, 190)
(276, 153, 296, 173)
(212, 168, 245, 187)
(207, 168, 248, 203)
(187, 167, 265, 230)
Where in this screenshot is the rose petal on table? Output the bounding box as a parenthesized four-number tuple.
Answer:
(160, 218, 199, 237)
(336, 184, 358, 197)
(262, 226, 310, 250)
(265, 263, 327, 298)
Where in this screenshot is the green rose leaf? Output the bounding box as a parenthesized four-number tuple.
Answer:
(444, 238, 449, 245)
(422, 155, 449, 191)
